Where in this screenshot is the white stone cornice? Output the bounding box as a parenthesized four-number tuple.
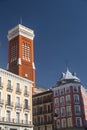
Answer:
(0, 68, 33, 85)
(7, 24, 35, 41)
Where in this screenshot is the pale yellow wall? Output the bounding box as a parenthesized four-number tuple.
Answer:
(0, 68, 33, 123)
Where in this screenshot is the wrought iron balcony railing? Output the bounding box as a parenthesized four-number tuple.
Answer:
(24, 105, 30, 111)
(7, 85, 13, 92)
(5, 101, 13, 108)
(24, 91, 29, 97)
(16, 89, 21, 94)
(15, 103, 22, 110)
(0, 117, 32, 126)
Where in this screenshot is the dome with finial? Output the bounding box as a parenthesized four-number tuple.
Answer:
(57, 68, 81, 86)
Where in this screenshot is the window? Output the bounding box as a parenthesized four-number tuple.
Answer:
(61, 107, 66, 117)
(54, 90, 58, 97)
(62, 118, 66, 128)
(66, 106, 72, 116)
(24, 99, 28, 109)
(47, 115, 51, 123)
(76, 117, 82, 127)
(10, 44, 17, 62)
(60, 96, 65, 106)
(24, 86, 29, 95)
(40, 116, 44, 124)
(56, 119, 60, 129)
(22, 42, 30, 61)
(24, 86, 28, 92)
(54, 98, 59, 107)
(6, 110, 11, 121)
(74, 94, 79, 104)
(66, 95, 71, 105)
(7, 94, 11, 105)
(67, 118, 72, 127)
(65, 87, 70, 94)
(16, 97, 20, 107)
(16, 112, 20, 123)
(16, 83, 20, 92)
(7, 80, 11, 89)
(60, 88, 64, 95)
(55, 108, 60, 117)
(34, 118, 37, 125)
(75, 105, 81, 115)
(25, 114, 28, 124)
(73, 86, 78, 93)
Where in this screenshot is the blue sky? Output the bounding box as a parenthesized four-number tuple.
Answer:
(0, 0, 87, 88)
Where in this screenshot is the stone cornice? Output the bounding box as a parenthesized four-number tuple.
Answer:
(7, 24, 35, 41)
(0, 68, 33, 85)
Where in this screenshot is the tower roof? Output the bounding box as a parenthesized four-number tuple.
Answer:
(56, 68, 81, 86)
(7, 24, 35, 41)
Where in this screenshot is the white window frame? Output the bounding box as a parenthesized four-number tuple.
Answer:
(76, 117, 82, 127)
(65, 87, 70, 94)
(54, 90, 58, 97)
(60, 96, 65, 106)
(66, 95, 71, 105)
(56, 119, 60, 129)
(55, 108, 60, 117)
(54, 98, 59, 107)
(66, 106, 72, 116)
(60, 88, 64, 95)
(62, 118, 66, 128)
(67, 117, 72, 127)
(74, 94, 79, 104)
(73, 86, 78, 93)
(75, 105, 81, 115)
(61, 107, 66, 117)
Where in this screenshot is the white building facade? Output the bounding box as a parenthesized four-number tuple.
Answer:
(0, 68, 33, 130)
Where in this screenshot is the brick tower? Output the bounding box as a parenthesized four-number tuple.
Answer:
(7, 24, 35, 90)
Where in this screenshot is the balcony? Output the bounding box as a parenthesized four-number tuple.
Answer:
(15, 103, 22, 110)
(16, 88, 21, 94)
(43, 98, 52, 103)
(7, 85, 13, 92)
(24, 91, 29, 97)
(5, 101, 13, 109)
(0, 117, 32, 126)
(24, 105, 30, 112)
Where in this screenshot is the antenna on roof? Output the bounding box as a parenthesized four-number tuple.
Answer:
(65, 59, 69, 71)
(20, 16, 22, 25)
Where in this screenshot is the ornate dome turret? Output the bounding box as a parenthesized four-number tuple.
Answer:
(57, 68, 81, 86)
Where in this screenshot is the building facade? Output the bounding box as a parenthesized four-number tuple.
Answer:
(53, 68, 87, 130)
(0, 68, 33, 130)
(7, 24, 35, 91)
(33, 90, 53, 130)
